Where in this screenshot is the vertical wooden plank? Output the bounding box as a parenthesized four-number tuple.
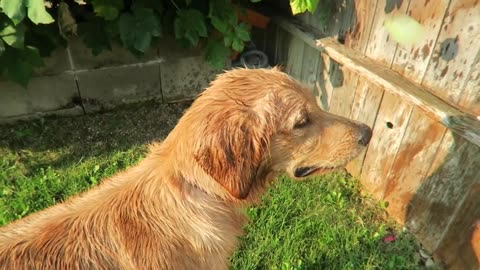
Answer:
(348, 0, 412, 182)
(405, 133, 480, 253)
(313, 54, 330, 110)
(345, 80, 384, 176)
(458, 50, 480, 115)
(284, 13, 309, 79)
(360, 93, 413, 198)
(286, 38, 305, 79)
(382, 109, 446, 223)
(343, 0, 379, 175)
(364, 0, 409, 64)
(434, 179, 480, 269)
(316, 56, 350, 113)
(325, 0, 360, 118)
(300, 46, 320, 93)
(328, 69, 358, 118)
(421, 1, 480, 104)
(392, 2, 480, 265)
(274, 28, 291, 66)
(391, 0, 450, 80)
(345, 0, 378, 53)
(380, 0, 451, 225)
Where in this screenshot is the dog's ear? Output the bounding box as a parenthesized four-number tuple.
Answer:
(194, 116, 269, 199)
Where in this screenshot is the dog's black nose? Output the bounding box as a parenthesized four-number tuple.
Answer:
(358, 124, 372, 146)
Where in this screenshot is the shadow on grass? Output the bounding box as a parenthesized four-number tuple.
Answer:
(0, 101, 192, 175)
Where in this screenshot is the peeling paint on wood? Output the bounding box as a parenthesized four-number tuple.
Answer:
(360, 92, 413, 198)
(458, 50, 480, 115)
(346, 80, 384, 176)
(340, 0, 381, 176)
(392, 0, 450, 80)
(364, 0, 409, 65)
(382, 109, 446, 224)
(381, 0, 451, 227)
(269, 0, 480, 267)
(346, 0, 379, 53)
(421, 0, 480, 104)
(406, 133, 480, 252)
(316, 37, 480, 147)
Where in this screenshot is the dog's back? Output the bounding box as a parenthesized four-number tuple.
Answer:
(0, 156, 244, 270)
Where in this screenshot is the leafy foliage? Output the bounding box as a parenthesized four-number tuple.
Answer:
(174, 9, 207, 47)
(91, 0, 124, 21)
(290, 0, 320, 15)
(119, 7, 161, 53)
(0, 45, 43, 87)
(0, 0, 323, 87)
(206, 37, 230, 70)
(0, 0, 54, 25)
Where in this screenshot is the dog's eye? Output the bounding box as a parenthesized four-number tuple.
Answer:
(294, 117, 309, 129)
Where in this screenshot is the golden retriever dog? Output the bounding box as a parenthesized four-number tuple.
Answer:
(0, 67, 372, 269)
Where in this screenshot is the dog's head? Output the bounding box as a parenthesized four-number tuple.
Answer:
(170, 68, 371, 201)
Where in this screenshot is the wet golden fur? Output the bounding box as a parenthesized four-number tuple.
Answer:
(0, 68, 371, 269)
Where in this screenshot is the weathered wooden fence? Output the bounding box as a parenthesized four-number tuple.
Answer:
(254, 0, 480, 268)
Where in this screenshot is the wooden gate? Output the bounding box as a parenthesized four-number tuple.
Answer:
(254, 0, 480, 268)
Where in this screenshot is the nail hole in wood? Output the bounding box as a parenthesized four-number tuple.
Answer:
(386, 122, 394, 129)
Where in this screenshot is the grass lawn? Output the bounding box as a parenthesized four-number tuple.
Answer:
(0, 101, 430, 269)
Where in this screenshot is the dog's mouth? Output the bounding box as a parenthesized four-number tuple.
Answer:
(294, 165, 343, 178)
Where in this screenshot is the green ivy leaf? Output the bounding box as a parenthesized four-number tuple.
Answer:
(205, 38, 229, 70)
(0, 0, 26, 25)
(79, 16, 111, 55)
(232, 37, 244, 52)
(0, 46, 43, 87)
(0, 0, 54, 25)
(290, 0, 320, 15)
(210, 16, 229, 34)
(0, 16, 26, 48)
(174, 9, 207, 47)
(223, 35, 232, 47)
(234, 23, 250, 42)
(209, 0, 237, 26)
(92, 0, 124, 20)
(27, 0, 54, 25)
(119, 7, 161, 53)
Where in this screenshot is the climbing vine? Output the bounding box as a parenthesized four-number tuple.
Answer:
(0, 0, 324, 87)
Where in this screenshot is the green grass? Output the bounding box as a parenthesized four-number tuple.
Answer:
(0, 101, 425, 269)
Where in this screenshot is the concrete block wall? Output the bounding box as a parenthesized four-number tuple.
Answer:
(0, 37, 219, 123)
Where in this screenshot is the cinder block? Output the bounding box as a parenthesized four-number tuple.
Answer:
(0, 84, 30, 118)
(68, 38, 158, 70)
(76, 63, 162, 112)
(0, 74, 78, 118)
(34, 48, 72, 76)
(160, 55, 218, 102)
